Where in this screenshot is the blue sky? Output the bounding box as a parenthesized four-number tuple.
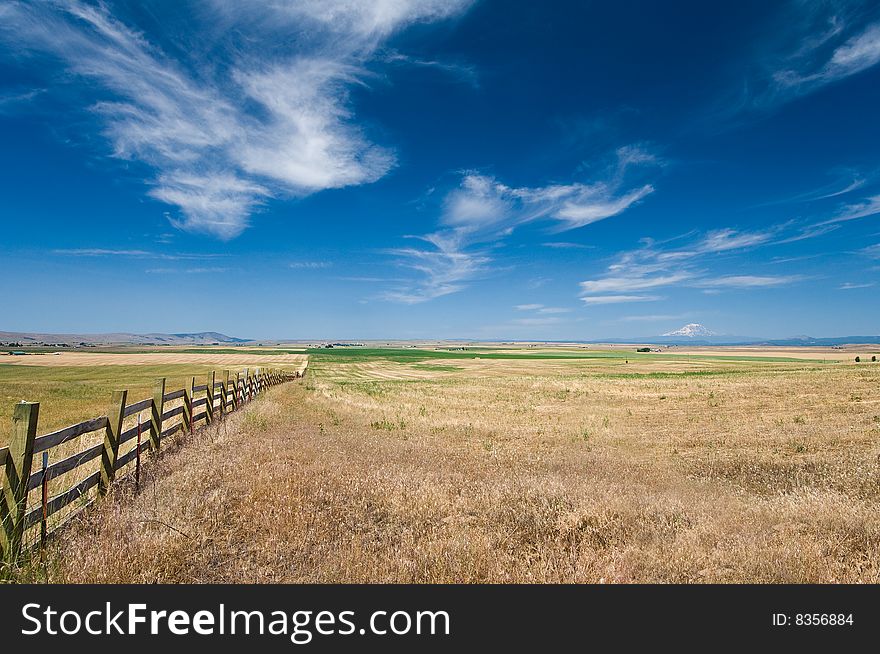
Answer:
(1, 0, 880, 340)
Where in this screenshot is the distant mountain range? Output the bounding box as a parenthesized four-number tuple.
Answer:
(597, 323, 880, 346)
(0, 331, 249, 346)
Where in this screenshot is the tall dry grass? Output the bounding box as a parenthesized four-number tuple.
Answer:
(22, 360, 880, 583)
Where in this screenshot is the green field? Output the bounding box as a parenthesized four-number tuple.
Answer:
(304, 346, 830, 364)
(0, 344, 848, 440)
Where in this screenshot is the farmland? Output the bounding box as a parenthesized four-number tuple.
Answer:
(0, 349, 307, 438)
(3, 343, 879, 583)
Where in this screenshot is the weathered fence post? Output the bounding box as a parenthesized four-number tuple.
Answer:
(206, 371, 215, 424)
(1, 401, 39, 560)
(184, 377, 193, 434)
(150, 377, 165, 451)
(231, 372, 239, 411)
(99, 389, 126, 496)
(244, 369, 250, 402)
(221, 370, 229, 416)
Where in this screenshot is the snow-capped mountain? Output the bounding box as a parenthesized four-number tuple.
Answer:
(662, 323, 716, 338)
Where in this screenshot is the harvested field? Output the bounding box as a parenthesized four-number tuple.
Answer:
(0, 351, 308, 368)
(14, 346, 880, 584)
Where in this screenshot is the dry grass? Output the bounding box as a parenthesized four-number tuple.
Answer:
(18, 353, 880, 584)
(0, 351, 307, 368)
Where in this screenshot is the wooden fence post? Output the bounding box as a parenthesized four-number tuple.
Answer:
(150, 378, 165, 451)
(244, 369, 250, 402)
(221, 370, 229, 416)
(184, 377, 193, 433)
(1, 401, 39, 560)
(206, 371, 215, 424)
(99, 390, 126, 496)
(231, 372, 239, 411)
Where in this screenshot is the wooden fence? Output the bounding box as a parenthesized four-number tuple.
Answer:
(0, 366, 303, 561)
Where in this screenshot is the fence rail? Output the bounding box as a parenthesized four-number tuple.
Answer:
(0, 365, 305, 561)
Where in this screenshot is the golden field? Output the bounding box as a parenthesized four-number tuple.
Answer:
(4, 343, 878, 583)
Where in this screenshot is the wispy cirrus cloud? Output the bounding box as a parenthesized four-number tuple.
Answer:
(861, 243, 880, 258)
(542, 241, 594, 249)
(820, 193, 880, 224)
(513, 304, 571, 315)
(580, 272, 692, 295)
(52, 248, 223, 260)
(380, 50, 479, 87)
(289, 261, 333, 269)
(579, 224, 814, 305)
(773, 21, 880, 96)
(581, 295, 661, 305)
(0, 0, 474, 239)
(145, 267, 229, 274)
(694, 274, 805, 288)
(380, 232, 492, 303)
(839, 281, 875, 289)
(384, 145, 659, 302)
(713, 3, 880, 120)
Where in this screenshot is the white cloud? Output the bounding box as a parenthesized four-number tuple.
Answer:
(821, 194, 880, 224)
(820, 22, 880, 79)
(542, 241, 593, 249)
(289, 261, 333, 269)
(861, 243, 880, 258)
(771, 19, 880, 99)
(578, 224, 815, 306)
(839, 281, 875, 289)
(538, 307, 572, 314)
(697, 228, 774, 253)
(513, 304, 570, 314)
(442, 169, 654, 233)
(52, 248, 222, 260)
(145, 267, 229, 274)
(580, 273, 692, 294)
(384, 146, 659, 302)
(216, 0, 473, 40)
(233, 60, 394, 193)
(695, 275, 804, 288)
(149, 173, 270, 239)
(0, 0, 473, 238)
(581, 295, 661, 305)
(381, 232, 491, 303)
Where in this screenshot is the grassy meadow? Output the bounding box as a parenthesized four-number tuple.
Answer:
(4, 343, 878, 583)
